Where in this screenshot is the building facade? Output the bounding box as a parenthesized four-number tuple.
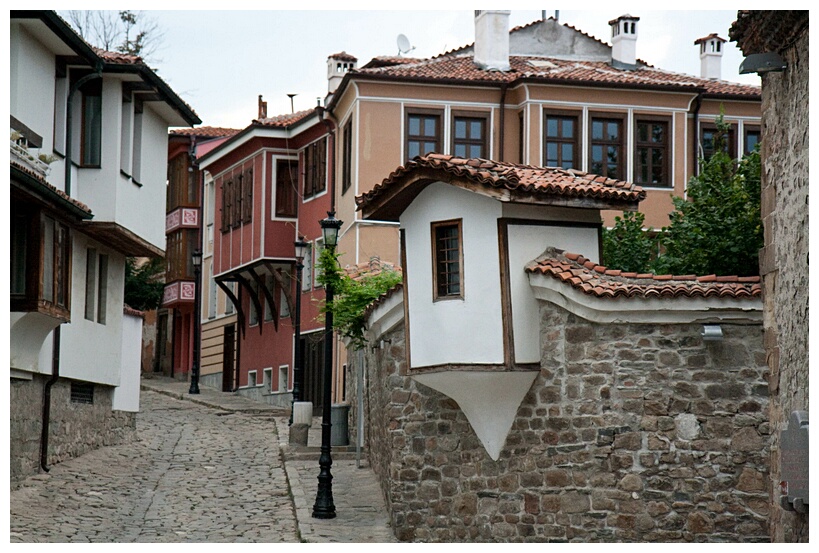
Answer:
(10, 10, 200, 483)
(731, 10, 809, 544)
(194, 101, 334, 408)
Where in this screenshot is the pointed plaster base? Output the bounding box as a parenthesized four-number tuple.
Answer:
(412, 371, 538, 461)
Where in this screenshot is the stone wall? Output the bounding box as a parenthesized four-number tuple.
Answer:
(758, 30, 810, 544)
(10, 375, 137, 487)
(349, 301, 769, 542)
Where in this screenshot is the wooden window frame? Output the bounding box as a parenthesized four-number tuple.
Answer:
(405, 108, 443, 162)
(700, 121, 737, 160)
(11, 210, 72, 320)
(634, 115, 671, 188)
(242, 168, 253, 224)
(451, 110, 489, 159)
(543, 109, 580, 170)
(588, 112, 626, 180)
(275, 158, 298, 218)
(303, 137, 327, 200)
(743, 124, 761, 155)
(431, 219, 464, 302)
(341, 122, 353, 195)
(80, 78, 102, 168)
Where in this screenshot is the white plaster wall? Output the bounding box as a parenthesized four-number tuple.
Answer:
(115, 103, 169, 249)
(113, 313, 143, 411)
(401, 183, 504, 368)
(9, 24, 56, 154)
(54, 233, 126, 386)
(507, 224, 599, 363)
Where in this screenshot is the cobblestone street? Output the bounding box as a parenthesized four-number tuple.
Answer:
(10, 379, 396, 543)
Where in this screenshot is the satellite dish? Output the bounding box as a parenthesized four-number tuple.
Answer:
(397, 34, 415, 56)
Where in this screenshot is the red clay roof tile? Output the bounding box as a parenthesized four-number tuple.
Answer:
(170, 126, 241, 138)
(253, 108, 316, 128)
(526, 248, 760, 300)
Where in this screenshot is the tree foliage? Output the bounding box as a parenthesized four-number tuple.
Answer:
(653, 116, 762, 277)
(124, 257, 165, 311)
(602, 115, 762, 277)
(64, 10, 163, 62)
(316, 248, 403, 350)
(602, 211, 655, 273)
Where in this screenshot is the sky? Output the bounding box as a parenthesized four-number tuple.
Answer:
(52, 3, 762, 130)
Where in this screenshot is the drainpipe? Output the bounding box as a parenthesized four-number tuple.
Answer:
(64, 64, 103, 197)
(498, 83, 508, 161)
(40, 326, 61, 472)
(691, 92, 703, 178)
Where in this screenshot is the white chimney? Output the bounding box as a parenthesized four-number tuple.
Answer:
(474, 10, 511, 71)
(327, 52, 357, 93)
(695, 34, 726, 80)
(609, 14, 640, 68)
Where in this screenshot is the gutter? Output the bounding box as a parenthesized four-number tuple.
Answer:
(691, 92, 703, 178)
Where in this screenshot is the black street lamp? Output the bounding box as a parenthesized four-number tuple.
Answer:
(189, 249, 203, 395)
(290, 238, 308, 426)
(312, 211, 342, 519)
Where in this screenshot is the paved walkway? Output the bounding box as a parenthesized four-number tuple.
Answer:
(9, 375, 396, 543)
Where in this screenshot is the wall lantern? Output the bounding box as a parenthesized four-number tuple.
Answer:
(701, 324, 723, 341)
(739, 52, 787, 74)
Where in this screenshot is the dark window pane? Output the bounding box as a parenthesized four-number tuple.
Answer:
(607, 122, 619, 140)
(592, 121, 603, 140)
(638, 123, 648, 142)
(652, 124, 664, 143)
(423, 141, 437, 154)
(562, 119, 574, 138)
(454, 144, 466, 157)
(561, 144, 573, 165)
(607, 146, 618, 164)
(408, 142, 420, 159)
(423, 117, 436, 137)
(652, 148, 663, 165)
(455, 119, 466, 139)
(409, 117, 420, 136)
(547, 118, 558, 137)
(546, 143, 558, 162)
(592, 145, 603, 162)
(469, 144, 482, 158)
(470, 120, 482, 138)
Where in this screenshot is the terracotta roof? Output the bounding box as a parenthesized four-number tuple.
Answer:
(360, 56, 423, 69)
(123, 305, 145, 318)
(351, 54, 759, 97)
(253, 108, 316, 128)
(10, 160, 92, 216)
(169, 126, 241, 138)
(357, 153, 645, 218)
(694, 33, 726, 45)
(362, 283, 403, 321)
(329, 51, 357, 62)
(92, 47, 142, 65)
(526, 248, 761, 300)
(344, 257, 402, 281)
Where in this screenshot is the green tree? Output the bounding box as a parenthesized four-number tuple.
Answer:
(653, 116, 762, 276)
(316, 248, 403, 349)
(602, 210, 656, 273)
(124, 257, 165, 311)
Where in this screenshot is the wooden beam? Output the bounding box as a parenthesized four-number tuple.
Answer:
(216, 280, 245, 338)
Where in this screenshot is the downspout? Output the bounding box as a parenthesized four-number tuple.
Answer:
(691, 92, 703, 178)
(498, 83, 508, 161)
(42, 61, 103, 473)
(64, 63, 103, 197)
(40, 326, 61, 472)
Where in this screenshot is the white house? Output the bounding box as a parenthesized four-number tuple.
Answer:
(10, 10, 200, 482)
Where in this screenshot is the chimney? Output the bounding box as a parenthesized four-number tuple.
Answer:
(327, 52, 358, 94)
(474, 10, 511, 71)
(609, 14, 640, 68)
(695, 34, 726, 79)
(258, 95, 267, 119)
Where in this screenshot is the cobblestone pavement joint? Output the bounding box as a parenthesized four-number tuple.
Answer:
(9, 375, 397, 543)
